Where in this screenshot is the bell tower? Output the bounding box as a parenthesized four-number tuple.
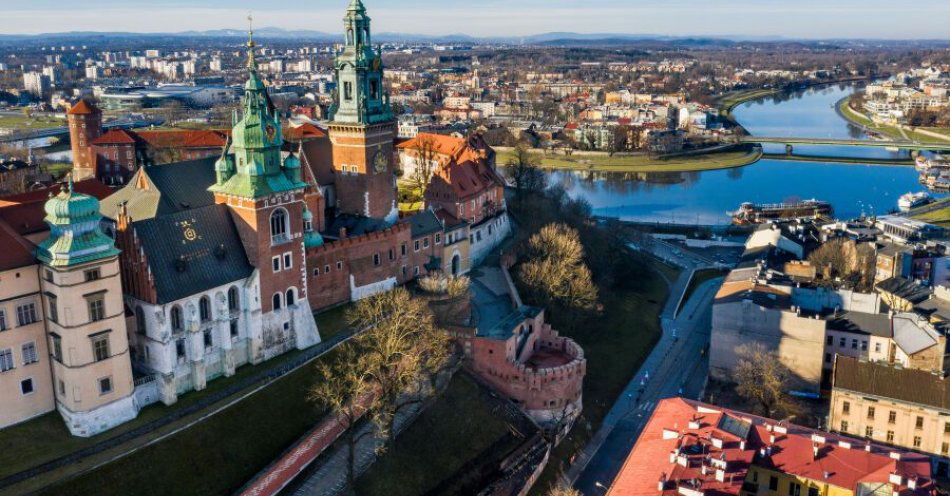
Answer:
(328, 0, 398, 224)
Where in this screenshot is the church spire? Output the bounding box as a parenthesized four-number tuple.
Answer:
(246, 13, 258, 71)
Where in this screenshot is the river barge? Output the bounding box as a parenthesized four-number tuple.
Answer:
(732, 199, 833, 225)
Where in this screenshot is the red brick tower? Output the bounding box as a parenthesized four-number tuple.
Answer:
(67, 100, 102, 181)
(327, 0, 398, 223)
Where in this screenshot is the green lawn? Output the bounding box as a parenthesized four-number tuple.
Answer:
(838, 97, 950, 146)
(716, 88, 781, 114)
(529, 256, 668, 495)
(909, 199, 950, 228)
(1, 306, 352, 494)
(355, 373, 521, 495)
(0, 114, 66, 130)
(34, 346, 342, 496)
(496, 147, 761, 173)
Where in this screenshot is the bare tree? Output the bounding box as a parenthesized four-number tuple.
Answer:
(506, 144, 546, 202)
(519, 223, 599, 317)
(547, 485, 582, 496)
(733, 343, 800, 419)
(409, 134, 439, 200)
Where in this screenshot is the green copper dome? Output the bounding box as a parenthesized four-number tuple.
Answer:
(36, 180, 120, 267)
(302, 206, 324, 248)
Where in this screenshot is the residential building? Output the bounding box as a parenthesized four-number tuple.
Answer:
(830, 356, 950, 476)
(607, 397, 937, 496)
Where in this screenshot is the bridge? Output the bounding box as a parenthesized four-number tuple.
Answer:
(738, 135, 950, 151)
(0, 118, 165, 144)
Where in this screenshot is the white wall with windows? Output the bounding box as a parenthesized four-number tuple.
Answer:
(469, 211, 512, 265)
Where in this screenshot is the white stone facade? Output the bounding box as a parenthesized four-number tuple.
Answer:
(127, 270, 321, 405)
(58, 395, 138, 437)
(469, 211, 512, 265)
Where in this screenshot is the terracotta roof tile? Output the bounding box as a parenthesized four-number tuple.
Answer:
(91, 129, 138, 145)
(66, 100, 100, 115)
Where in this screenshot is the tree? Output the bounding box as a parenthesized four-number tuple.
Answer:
(506, 144, 546, 201)
(344, 288, 452, 446)
(733, 343, 800, 420)
(547, 485, 582, 496)
(308, 289, 452, 487)
(606, 125, 629, 156)
(518, 224, 599, 324)
(409, 134, 439, 200)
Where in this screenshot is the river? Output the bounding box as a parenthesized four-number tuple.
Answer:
(550, 84, 937, 224)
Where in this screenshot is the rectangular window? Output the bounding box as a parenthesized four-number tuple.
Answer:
(389, 248, 395, 261)
(0, 348, 13, 372)
(808, 488, 819, 496)
(203, 329, 212, 349)
(176, 339, 186, 359)
(413, 266, 420, 276)
(337, 261, 343, 270)
(58, 380, 65, 396)
(824, 353, 831, 363)
(414, 240, 420, 252)
(325, 264, 331, 273)
(865, 426, 873, 438)
(435, 233, 441, 244)
(842, 401, 850, 415)
(272, 256, 281, 272)
(84, 268, 101, 281)
(283, 252, 292, 269)
(826, 335, 833, 346)
(945, 422, 950, 434)
(47, 295, 58, 323)
(839, 337, 846, 347)
(840, 420, 849, 432)
(788, 482, 801, 496)
(344, 81, 353, 100)
(16, 303, 38, 326)
(423, 238, 430, 249)
(851, 339, 858, 349)
(867, 406, 875, 420)
(861, 341, 867, 351)
(0, 310, 6, 331)
(44, 269, 53, 282)
(916, 416, 924, 430)
(887, 430, 895, 443)
(20, 378, 34, 395)
(51, 335, 62, 362)
(92, 335, 110, 362)
(230, 319, 239, 338)
(99, 376, 113, 395)
(769, 477, 778, 491)
(21, 342, 37, 365)
(888, 411, 896, 424)
(401, 243, 407, 256)
(913, 436, 922, 448)
(373, 253, 380, 266)
(874, 342, 882, 353)
(87, 296, 106, 322)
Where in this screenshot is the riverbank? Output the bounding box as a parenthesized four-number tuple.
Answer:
(496, 145, 762, 173)
(715, 88, 781, 115)
(837, 96, 950, 146)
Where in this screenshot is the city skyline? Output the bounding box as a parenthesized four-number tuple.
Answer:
(3, 0, 950, 39)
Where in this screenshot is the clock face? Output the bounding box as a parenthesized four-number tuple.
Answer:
(265, 124, 277, 141)
(373, 148, 388, 173)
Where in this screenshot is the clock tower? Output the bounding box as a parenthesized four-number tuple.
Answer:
(328, 0, 398, 223)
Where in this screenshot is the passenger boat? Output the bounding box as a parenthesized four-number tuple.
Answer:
(732, 199, 833, 225)
(897, 192, 932, 212)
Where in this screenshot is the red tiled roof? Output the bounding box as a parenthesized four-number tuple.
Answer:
(67, 100, 99, 115)
(400, 133, 503, 201)
(608, 398, 936, 496)
(91, 129, 137, 146)
(284, 123, 327, 141)
(0, 179, 113, 236)
(134, 129, 230, 149)
(0, 219, 36, 271)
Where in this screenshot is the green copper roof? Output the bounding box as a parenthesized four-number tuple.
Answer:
(36, 180, 119, 267)
(208, 32, 307, 199)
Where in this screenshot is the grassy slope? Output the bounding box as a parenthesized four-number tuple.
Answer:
(496, 148, 761, 173)
(354, 373, 519, 495)
(9, 307, 350, 496)
(0, 115, 66, 130)
(838, 97, 950, 146)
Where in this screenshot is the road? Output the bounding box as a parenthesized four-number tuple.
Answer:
(563, 233, 726, 495)
(573, 276, 720, 495)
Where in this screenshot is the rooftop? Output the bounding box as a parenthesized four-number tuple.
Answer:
(833, 356, 950, 412)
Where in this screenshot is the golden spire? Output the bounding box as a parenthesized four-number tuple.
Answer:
(246, 12, 257, 70)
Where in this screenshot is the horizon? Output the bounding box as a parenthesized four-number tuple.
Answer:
(3, 0, 950, 40)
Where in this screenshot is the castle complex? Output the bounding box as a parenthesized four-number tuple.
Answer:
(0, 0, 537, 436)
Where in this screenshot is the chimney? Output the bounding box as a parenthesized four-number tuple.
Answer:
(813, 444, 819, 460)
(739, 440, 746, 451)
(658, 473, 667, 491)
(908, 477, 917, 490)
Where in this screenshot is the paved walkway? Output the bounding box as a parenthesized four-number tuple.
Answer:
(562, 236, 718, 489)
(1, 328, 362, 494)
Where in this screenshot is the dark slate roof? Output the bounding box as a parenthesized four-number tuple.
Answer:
(833, 356, 950, 411)
(325, 214, 389, 237)
(826, 311, 892, 337)
(875, 277, 932, 304)
(134, 204, 253, 304)
(100, 157, 217, 221)
(408, 209, 443, 238)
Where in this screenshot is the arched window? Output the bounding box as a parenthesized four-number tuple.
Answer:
(170, 305, 183, 332)
(272, 293, 282, 311)
(227, 286, 239, 313)
(270, 208, 288, 244)
(347, 28, 354, 45)
(199, 296, 211, 322)
(286, 288, 296, 306)
(135, 306, 146, 334)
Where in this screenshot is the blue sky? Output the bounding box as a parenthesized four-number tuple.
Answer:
(3, 0, 948, 38)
